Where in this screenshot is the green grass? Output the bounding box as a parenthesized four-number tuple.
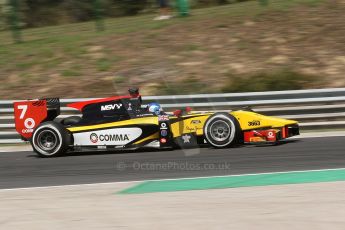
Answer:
(184, 44, 201, 51)
(113, 75, 126, 84)
(0, 0, 327, 98)
(0, 0, 321, 59)
(96, 58, 112, 72)
(15, 60, 39, 70)
(42, 58, 62, 69)
(222, 70, 323, 92)
(155, 76, 212, 95)
(0, 0, 322, 43)
(62, 69, 82, 77)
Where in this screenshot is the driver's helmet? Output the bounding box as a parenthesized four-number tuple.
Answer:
(147, 102, 163, 115)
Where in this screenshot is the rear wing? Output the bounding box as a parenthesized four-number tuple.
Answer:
(13, 98, 60, 140)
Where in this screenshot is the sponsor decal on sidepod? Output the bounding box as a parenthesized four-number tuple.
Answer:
(73, 128, 142, 146)
(90, 133, 129, 143)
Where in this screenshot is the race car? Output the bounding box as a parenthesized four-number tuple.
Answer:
(13, 88, 299, 157)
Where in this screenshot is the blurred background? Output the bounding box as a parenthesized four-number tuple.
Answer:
(0, 0, 344, 99)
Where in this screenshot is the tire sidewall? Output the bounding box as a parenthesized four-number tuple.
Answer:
(31, 122, 68, 157)
(204, 113, 239, 148)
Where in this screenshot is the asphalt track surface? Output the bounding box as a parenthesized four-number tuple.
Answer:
(0, 136, 345, 189)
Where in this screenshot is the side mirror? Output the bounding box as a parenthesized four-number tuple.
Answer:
(173, 107, 192, 117)
(173, 109, 182, 117)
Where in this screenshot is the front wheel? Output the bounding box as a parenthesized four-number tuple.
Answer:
(204, 113, 241, 148)
(31, 121, 71, 157)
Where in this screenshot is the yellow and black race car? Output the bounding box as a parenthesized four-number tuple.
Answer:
(13, 90, 299, 157)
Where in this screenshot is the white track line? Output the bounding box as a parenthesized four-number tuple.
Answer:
(0, 145, 32, 152)
(1, 167, 345, 192)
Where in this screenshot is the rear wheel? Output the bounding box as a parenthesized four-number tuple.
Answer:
(204, 113, 241, 148)
(31, 121, 71, 157)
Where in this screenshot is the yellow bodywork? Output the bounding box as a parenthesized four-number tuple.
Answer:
(230, 111, 297, 130)
(67, 110, 297, 143)
(169, 114, 211, 137)
(169, 111, 297, 137)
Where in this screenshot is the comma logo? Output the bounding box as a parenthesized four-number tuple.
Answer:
(90, 133, 98, 143)
(99, 134, 129, 142)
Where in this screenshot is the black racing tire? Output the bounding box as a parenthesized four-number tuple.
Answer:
(203, 113, 241, 148)
(31, 121, 71, 158)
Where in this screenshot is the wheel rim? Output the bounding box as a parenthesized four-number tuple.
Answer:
(209, 120, 231, 142)
(37, 130, 58, 152)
